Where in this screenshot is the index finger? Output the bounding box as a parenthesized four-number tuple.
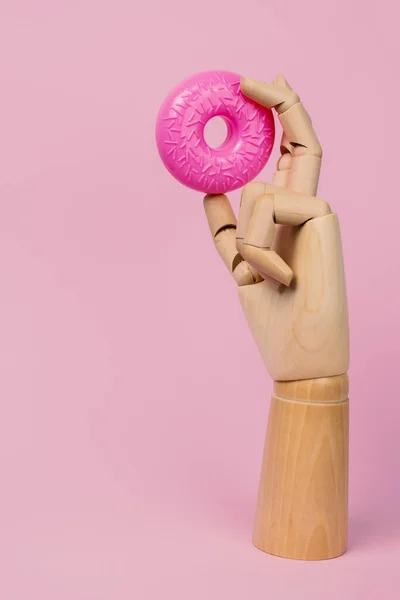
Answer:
(241, 75, 321, 154)
(241, 75, 323, 196)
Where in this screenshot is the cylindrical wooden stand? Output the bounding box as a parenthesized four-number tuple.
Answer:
(253, 375, 349, 560)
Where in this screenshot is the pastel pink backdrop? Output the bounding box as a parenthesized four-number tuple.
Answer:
(0, 1, 399, 598)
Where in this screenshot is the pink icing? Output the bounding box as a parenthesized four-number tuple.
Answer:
(156, 71, 275, 195)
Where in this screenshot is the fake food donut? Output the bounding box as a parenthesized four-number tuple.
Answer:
(156, 70, 275, 194)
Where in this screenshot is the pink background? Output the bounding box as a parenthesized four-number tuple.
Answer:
(0, 1, 399, 598)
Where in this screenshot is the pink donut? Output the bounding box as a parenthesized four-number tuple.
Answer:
(156, 71, 275, 195)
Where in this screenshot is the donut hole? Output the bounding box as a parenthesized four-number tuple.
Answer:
(203, 116, 229, 149)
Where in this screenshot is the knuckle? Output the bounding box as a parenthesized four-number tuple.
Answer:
(277, 153, 292, 171)
(236, 238, 243, 253)
(316, 199, 331, 216)
(279, 90, 300, 112)
(242, 181, 265, 197)
(288, 91, 300, 105)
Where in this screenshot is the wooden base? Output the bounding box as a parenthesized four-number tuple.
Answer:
(253, 375, 349, 560)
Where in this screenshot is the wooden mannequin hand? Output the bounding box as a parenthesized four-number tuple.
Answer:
(204, 76, 349, 381)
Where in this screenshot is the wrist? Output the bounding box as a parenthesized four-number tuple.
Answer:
(273, 373, 349, 403)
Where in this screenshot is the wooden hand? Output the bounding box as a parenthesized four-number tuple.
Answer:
(203, 75, 350, 560)
(204, 75, 349, 382)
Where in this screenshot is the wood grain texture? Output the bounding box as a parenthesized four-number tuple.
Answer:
(238, 213, 349, 381)
(204, 76, 351, 562)
(274, 374, 349, 402)
(253, 386, 349, 560)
